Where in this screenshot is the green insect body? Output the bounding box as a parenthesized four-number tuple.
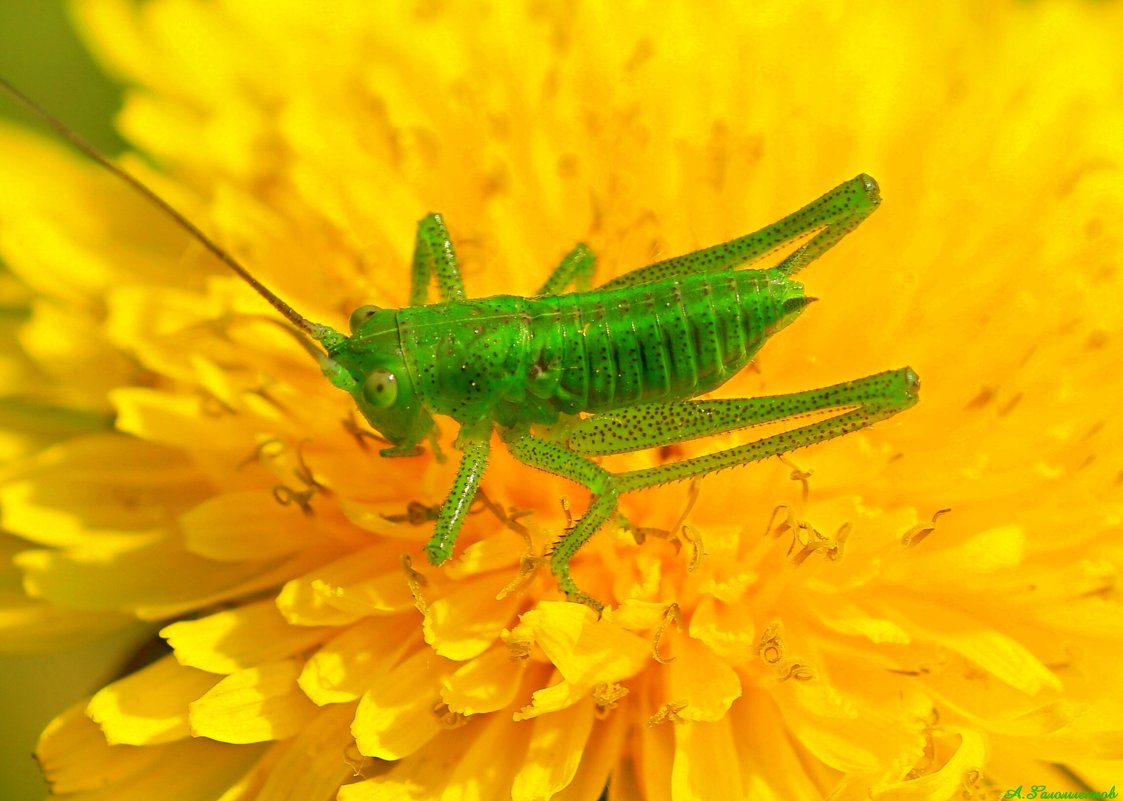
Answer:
(315, 174, 918, 608)
(0, 78, 919, 610)
(336, 270, 808, 436)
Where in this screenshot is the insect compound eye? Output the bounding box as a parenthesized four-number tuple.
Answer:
(348, 304, 381, 333)
(362, 369, 399, 408)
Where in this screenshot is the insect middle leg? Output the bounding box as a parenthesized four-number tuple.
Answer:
(413, 215, 596, 302)
(535, 243, 596, 295)
(499, 428, 618, 609)
(509, 367, 919, 609)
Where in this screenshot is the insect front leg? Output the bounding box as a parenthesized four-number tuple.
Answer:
(424, 420, 492, 566)
(535, 243, 596, 295)
(410, 213, 467, 305)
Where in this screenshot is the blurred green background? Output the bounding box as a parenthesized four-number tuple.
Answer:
(0, 0, 124, 151)
(1, 3, 140, 800)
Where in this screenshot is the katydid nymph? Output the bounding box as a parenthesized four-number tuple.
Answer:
(2, 78, 919, 610)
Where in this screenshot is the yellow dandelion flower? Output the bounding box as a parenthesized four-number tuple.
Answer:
(3, 2, 1123, 800)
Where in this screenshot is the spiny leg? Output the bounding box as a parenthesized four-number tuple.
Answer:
(772, 173, 880, 278)
(599, 173, 880, 290)
(514, 367, 917, 609)
(424, 420, 492, 566)
(410, 213, 467, 305)
(613, 368, 919, 495)
(560, 368, 916, 456)
(500, 427, 618, 610)
(535, 243, 596, 295)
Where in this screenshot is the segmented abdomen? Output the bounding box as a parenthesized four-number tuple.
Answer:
(529, 270, 804, 414)
(397, 270, 805, 426)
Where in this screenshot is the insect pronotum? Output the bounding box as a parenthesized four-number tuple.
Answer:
(1, 77, 919, 610)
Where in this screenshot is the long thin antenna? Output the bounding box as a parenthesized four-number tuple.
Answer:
(0, 75, 324, 341)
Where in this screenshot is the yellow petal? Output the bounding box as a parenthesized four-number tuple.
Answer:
(441, 645, 526, 715)
(890, 525, 1026, 584)
(670, 717, 743, 801)
(276, 546, 415, 626)
(0, 123, 181, 303)
(893, 597, 1062, 695)
(342, 714, 528, 801)
(162, 598, 332, 675)
(517, 602, 650, 687)
(666, 636, 742, 722)
(817, 604, 912, 645)
(37, 701, 160, 794)
(686, 596, 757, 663)
(774, 681, 924, 774)
(15, 300, 135, 409)
(548, 705, 628, 801)
(938, 629, 1060, 696)
(179, 492, 314, 561)
(443, 527, 527, 578)
(729, 688, 826, 800)
(432, 713, 526, 801)
(515, 676, 589, 721)
(869, 728, 987, 801)
(1036, 597, 1123, 640)
(298, 616, 416, 705)
(0, 597, 127, 650)
(38, 705, 267, 801)
(189, 659, 318, 743)
(634, 719, 674, 801)
(111, 387, 249, 450)
(423, 573, 521, 661)
(0, 533, 130, 648)
(253, 702, 359, 801)
(511, 699, 594, 801)
(352, 647, 453, 760)
(17, 535, 310, 621)
(87, 656, 219, 746)
(1, 435, 205, 548)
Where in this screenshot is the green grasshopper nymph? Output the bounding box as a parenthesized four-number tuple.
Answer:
(1, 77, 919, 610)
